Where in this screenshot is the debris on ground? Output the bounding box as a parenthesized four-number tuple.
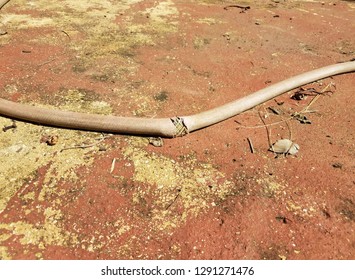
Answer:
(269, 139, 299, 155)
(148, 137, 164, 147)
(291, 112, 312, 124)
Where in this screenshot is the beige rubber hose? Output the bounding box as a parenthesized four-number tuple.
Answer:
(1, 61, 355, 137)
(0, 0, 10, 10)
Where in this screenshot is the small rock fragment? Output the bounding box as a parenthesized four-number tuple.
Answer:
(149, 137, 163, 147)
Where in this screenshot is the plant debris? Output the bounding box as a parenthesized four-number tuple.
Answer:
(60, 134, 111, 151)
(223, 5, 250, 13)
(40, 134, 59, 146)
(110, 158, 117, 174)
(269, 139, 299, 155)
(247, 137, 255, 153)
(291, 85, 335, 100)
(332, 162, 343, 169)
(267, 106, 282, 115)
(2, 120, 17, 132)
(275, 216, 291, 224)
(291, 112, 312, 124)
(291, 87, 316, 100)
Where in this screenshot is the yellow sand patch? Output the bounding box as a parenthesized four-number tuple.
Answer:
(0, 115, 103, 212)
(0, 207, 77, 253)
(0, 246, 11, 260)
(257, 177, 285, 198)
(123, 137, 234, 231)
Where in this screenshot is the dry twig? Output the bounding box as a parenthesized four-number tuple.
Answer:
(247, 137, 255, 154)
(60, 134, 112, 152)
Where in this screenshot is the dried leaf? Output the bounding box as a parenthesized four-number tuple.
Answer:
(291, 87, 317, 100)
(270, 139, 299, 155)
(292, 113, 311, 124)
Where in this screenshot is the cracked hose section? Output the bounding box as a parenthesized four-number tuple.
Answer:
(0, 61, 355, 137)
(170, 117, 189, 137)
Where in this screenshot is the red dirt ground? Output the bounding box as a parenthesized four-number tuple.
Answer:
(0, 0, 354, 260)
